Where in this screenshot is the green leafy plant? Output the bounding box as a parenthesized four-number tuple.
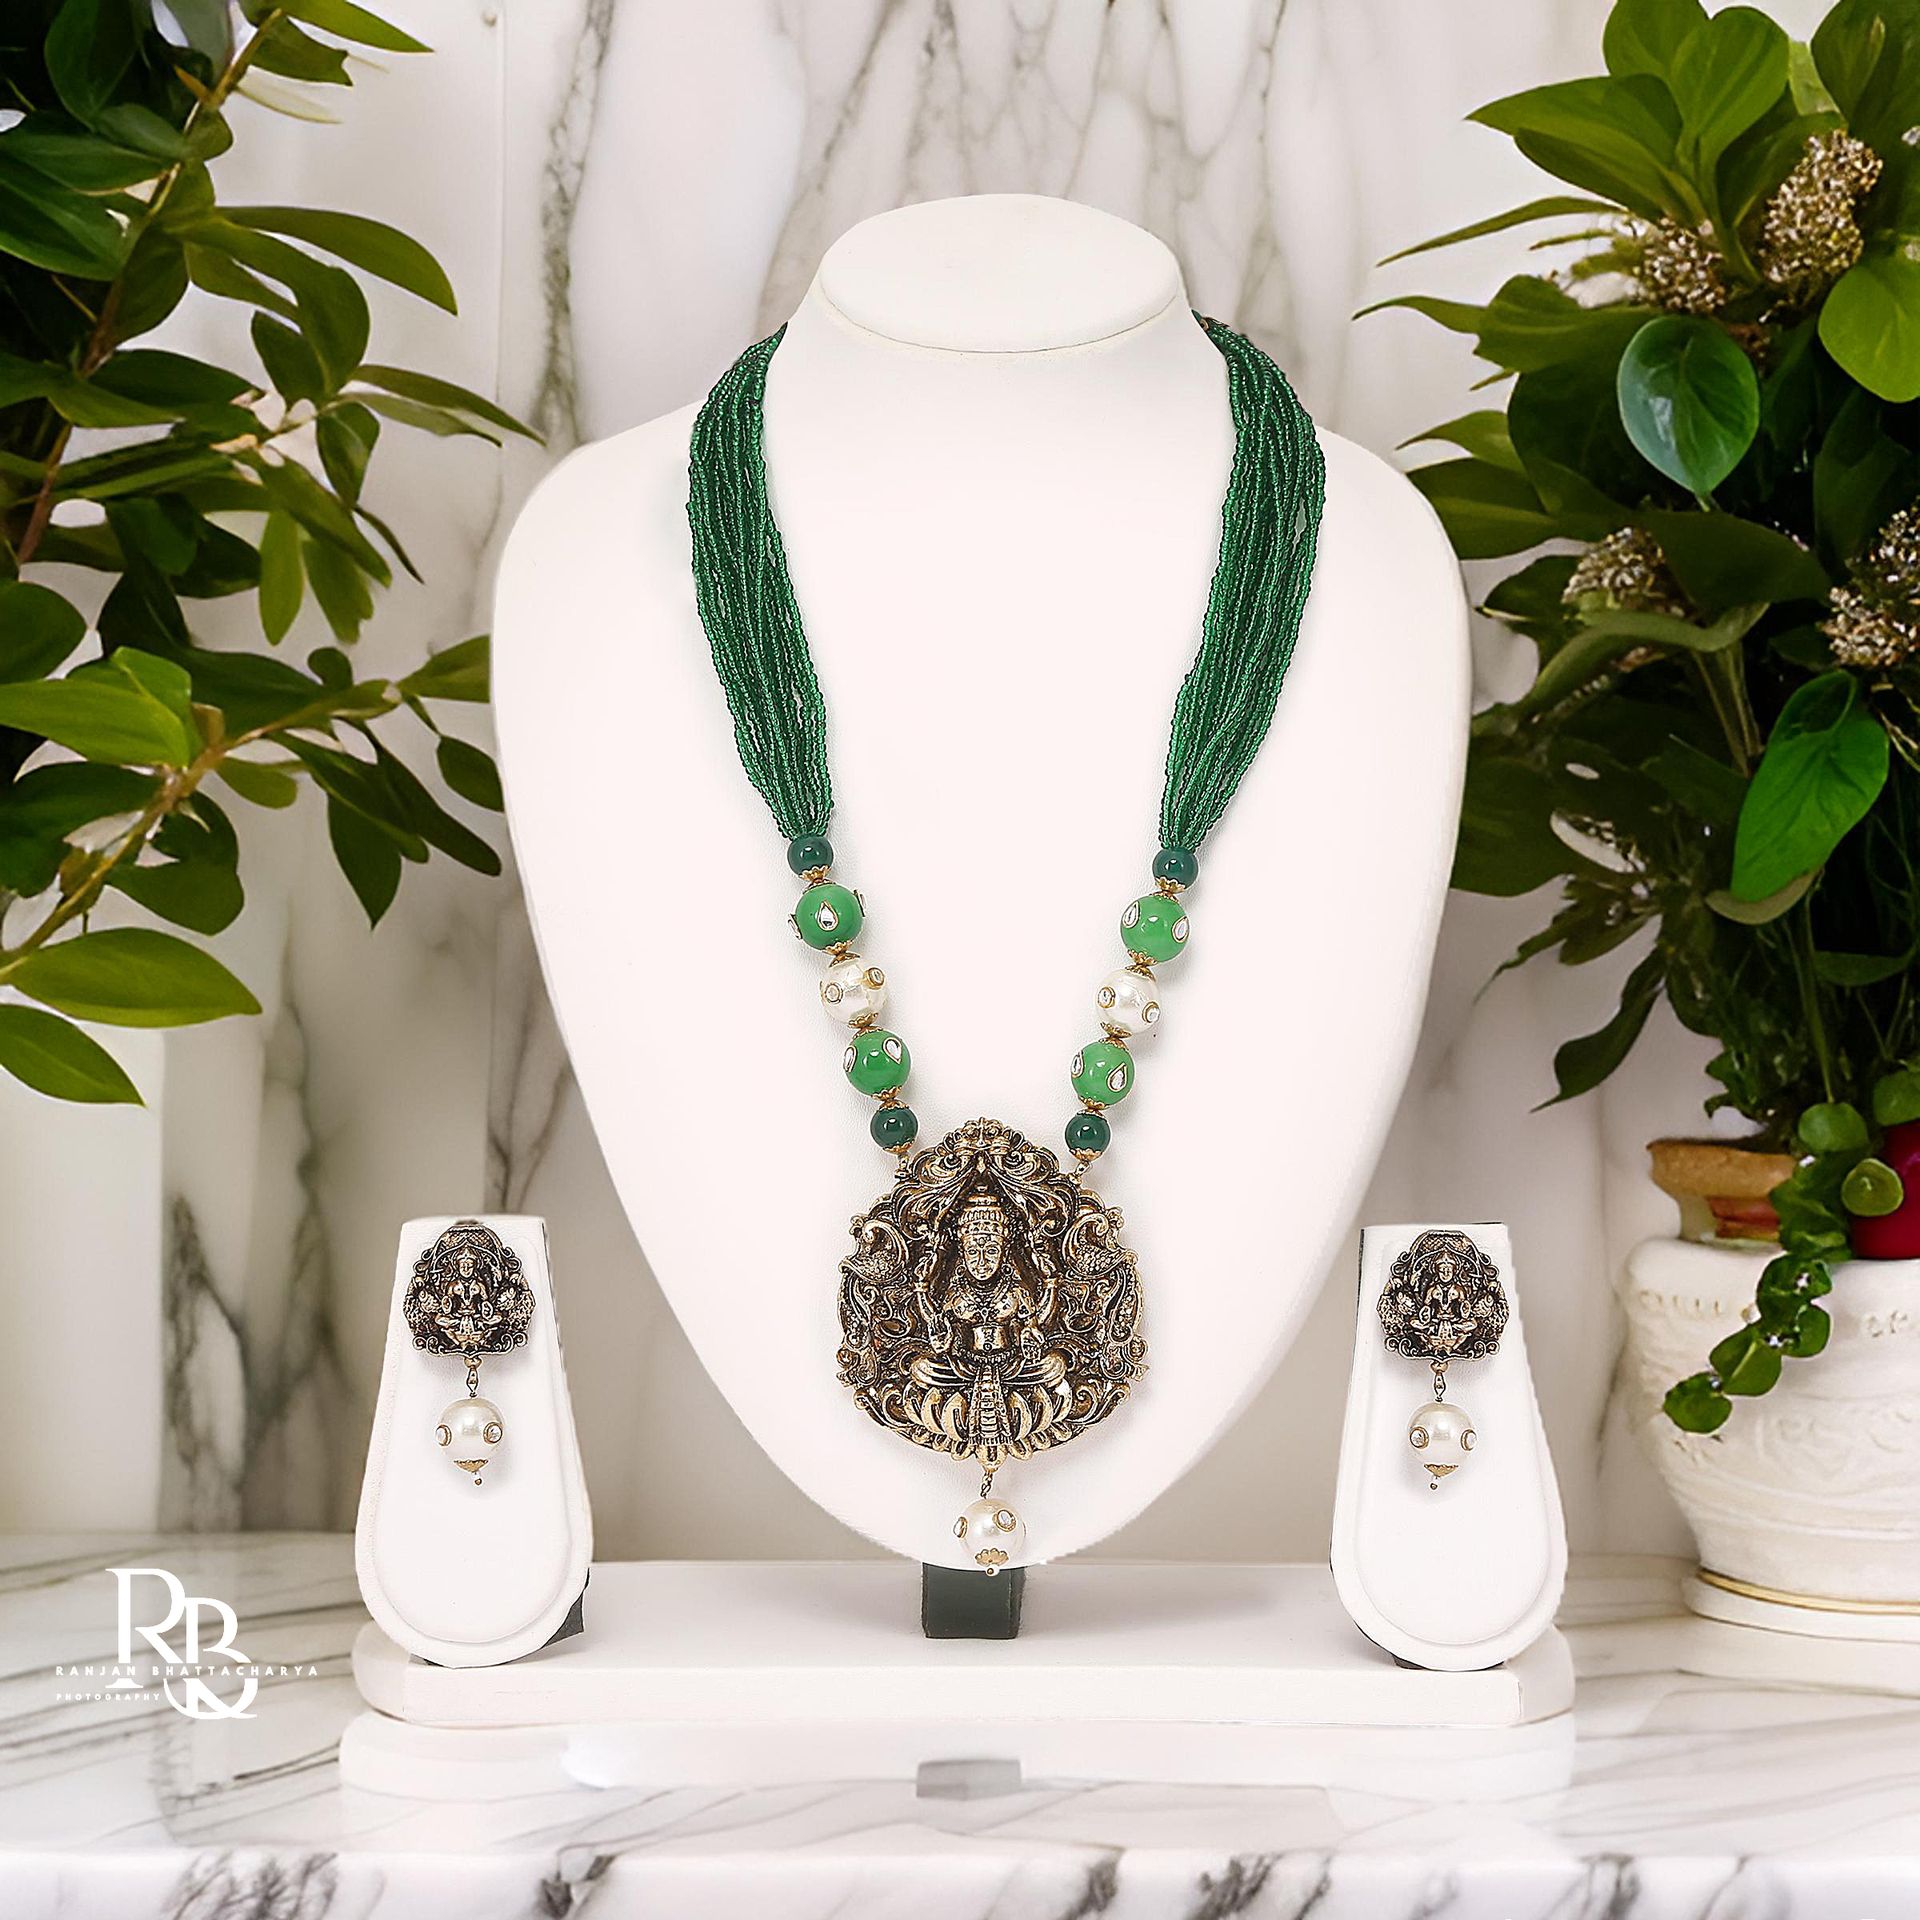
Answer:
(1376, 0, 1920, 1431)
(0, 0, 533, 1104)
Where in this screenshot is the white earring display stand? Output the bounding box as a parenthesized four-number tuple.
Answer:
(355, 1215, 591, 1668)
(491, 192, 1472, 1572)
(1332, 1224, 1568, 1672)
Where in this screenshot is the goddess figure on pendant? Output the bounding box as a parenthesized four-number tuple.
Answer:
(836, 1118, 1146, 1571)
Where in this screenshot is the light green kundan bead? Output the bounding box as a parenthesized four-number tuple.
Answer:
(794, 881, 863, 949)
(1071, 1038, 1134, 1105)
(1120, 892, 1189, 963)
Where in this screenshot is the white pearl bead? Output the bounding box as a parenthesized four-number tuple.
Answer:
(953, 1496, 1028, 1573)
(820, 954, 888, 1026)
(1408, 1399, 1475, 1488)
(1095, 966, 1161, 1040)
(436, 1396, 504, 1483)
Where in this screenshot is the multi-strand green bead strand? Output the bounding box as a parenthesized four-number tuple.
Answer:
(787, 833, 920, 1154)
(1063, 849, 1195, 1165)
(690, 315, 1323, 1176)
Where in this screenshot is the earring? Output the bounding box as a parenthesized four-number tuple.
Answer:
(1377, 1228, 1508, 1490)
(403, 1219, 535, 1485)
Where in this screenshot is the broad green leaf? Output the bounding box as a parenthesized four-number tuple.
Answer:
(399, 633, 489, 703)
(1408, 458, 1558, 560)
(1648, 737, 1745, 825)
(302, 532, 373, 640)
(0, 152, 126, 278)
(1476, 277, 1651, 373)
(1872, 1069, 1920, 1126)
(1663, 1371, 1732, 1432)
(258, 512, 305, 644)
(5, 928, 259, 1027)
(351, 364, 536, 439)
(1731, 671, 1889, 900)
(1798, 1101, 1869, 1153)
(1812, 0, 1920, 150)
(1783, 1304, 1831, 1358)
(0, 656, 197, 767)
(0, 117, 167, 191)
(226, 206, 456, 311)
(327, 795, 402, 925)
(218, 758, 302, 808)
(1668, 7, 1789, 168)
(1604, 0, 1705, 76)
(1617, 316, 1759, 494)
(0, 582, 86, 681)
(0, 763, 156, 893)
(436, 736, 503, 811)
(251, 312, 325, 404)
(1544, 949, 1664, 1105)
(1378, 196, 1617, 265)
(109, 853, 245, 934)
(1640, 509, 1829, 612)
(274, 0, 431, 53)
(1812, 948, 1913, 986)
(44, 0, 138, 126)
(1842, 1157, 1904, 1217)
(1710, 1322, 1783, 1395)
(1812, 393, 1912, 568)
(1508, 354, 1648, 536)
(1471, 75, 1684, 221)
(0, 1006, 141, 1104)
(1819, 254, 1920, 405)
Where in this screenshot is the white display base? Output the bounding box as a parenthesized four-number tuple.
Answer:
(344, 1560, 1575, 1798)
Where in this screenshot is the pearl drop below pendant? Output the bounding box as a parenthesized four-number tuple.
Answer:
(437, 1396, 504, 1484)
(954, 1497, 1027, 1574)
(1408, 1399, 1474, 1490)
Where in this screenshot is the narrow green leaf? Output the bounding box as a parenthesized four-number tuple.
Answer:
(0, 1006, 141, 1104)
(1706, 871, 1815, 924)
(108, 854, 245, 935)
(257, 511, 305, 644)
(1731, 671, 1889, 899)
(275, 0, 431, 52)
(1452, 757, 1586, 896)
(1378, 197, 1617, 265)
(1470, 75, 1683, 220)
(217, 757, 302, 808)
(1408, 457, 1557, 560)
(351, 364, 537, 439)
(436, 735, 503, 811)
(1813, 948, 1914, 986)
(327, 795, 403, 925)
(227, 206, 456, 311)
(1399, 410, 1524, 472)
(399, 633, 489, 703)
(252, 311, 325, 404)
(0, 660, 196, 767)
(6, 928, 259, 1027)
(0, 153, 127, 278)
(1543, 949, 1664, 1105)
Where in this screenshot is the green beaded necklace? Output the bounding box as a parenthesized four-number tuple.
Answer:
(686, 316, 1323, 1562)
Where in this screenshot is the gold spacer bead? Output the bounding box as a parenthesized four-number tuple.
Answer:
(851, 1013, 876, 1031)
(876, 1089, 901, 1107)
(1072, 1148, 1100, 1164)
(1080, 1098, 1106, 1114)
(1156, 877, 1184, 895)
(1125, 949, 1154, 968)
(803, 866, 830, 883)
(828, 941, 853, 959)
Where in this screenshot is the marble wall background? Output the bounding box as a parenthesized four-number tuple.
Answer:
(3, 0, 1821, 1559)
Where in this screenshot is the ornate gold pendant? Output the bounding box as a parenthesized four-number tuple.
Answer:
(836, 1117, 1147, 1484)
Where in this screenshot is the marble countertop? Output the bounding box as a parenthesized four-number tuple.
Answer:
(4, 1535, 1918, 1918)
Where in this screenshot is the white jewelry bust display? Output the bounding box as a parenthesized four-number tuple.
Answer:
(492, 194, 1470, 1571)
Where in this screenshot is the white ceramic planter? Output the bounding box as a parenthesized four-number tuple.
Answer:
(1620, 1240, 1920, 1606)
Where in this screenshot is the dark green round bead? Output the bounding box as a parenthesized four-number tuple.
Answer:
(1065, 1111, 1111, 1159)
(787, 832, 834, 875)
(1153, 846, 1199, 888)
(871, 1105, 918, 1151)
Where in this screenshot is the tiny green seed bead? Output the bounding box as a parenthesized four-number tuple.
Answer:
(1065, 1110, 1111, 1159)
(787, 832, 834, 875)
(844, 1027, 910, 1095)
(795, 881, 863, 949)
(1071, 1038, 1134, 1105)
(1121, 892, 1190, 963)
(871, 1104, 918, 1151)
(1153, 846, 1199, 888)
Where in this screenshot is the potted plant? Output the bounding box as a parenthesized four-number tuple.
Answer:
(0, 0, 532, 1106)
(1377, 0, 1920, 1611)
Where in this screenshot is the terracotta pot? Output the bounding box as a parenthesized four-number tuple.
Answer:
(1647, 1137, 1797, 1244)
